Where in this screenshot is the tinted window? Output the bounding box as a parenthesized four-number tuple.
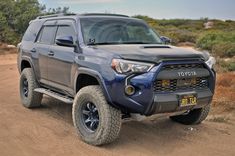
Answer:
(23, 21, 43, 41)
(38, 26, 57, 44)
(55, 25, 76, 41)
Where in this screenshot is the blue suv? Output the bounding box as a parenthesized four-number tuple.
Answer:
(17, 13, 216, 145)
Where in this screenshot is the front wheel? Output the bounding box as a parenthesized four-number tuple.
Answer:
(170, 104, 211, 125)
(72, 85, 122, 146)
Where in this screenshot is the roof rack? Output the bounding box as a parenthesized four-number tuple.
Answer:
(36, 13, 129, 19)
(37, 13, 76, 19)
(80, 13, 129, 18)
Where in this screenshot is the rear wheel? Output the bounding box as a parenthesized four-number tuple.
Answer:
(170, 104, 211, 125)
(72, 85, 122, 145)
(19, 68, 42, 108)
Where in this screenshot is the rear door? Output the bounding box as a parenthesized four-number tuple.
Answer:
(34, 21, 57, 85)
(47, 19, 77, 93)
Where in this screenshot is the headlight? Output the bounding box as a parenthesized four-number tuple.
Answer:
(111, 59, 154, 74)
(205, 56, 216, 69)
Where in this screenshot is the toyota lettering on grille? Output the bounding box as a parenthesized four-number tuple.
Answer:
(177, 71, 197, 77)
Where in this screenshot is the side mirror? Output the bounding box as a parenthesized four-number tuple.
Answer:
(55, 36, 76, 47)
(160, 36, 171, 44)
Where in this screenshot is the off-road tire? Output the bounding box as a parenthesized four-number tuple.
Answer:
(19, 68, 42, 108)
(170, 104, 211, 125)
(72, 85, 122, 146)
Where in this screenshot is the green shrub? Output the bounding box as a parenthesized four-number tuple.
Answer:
(218, 59, 235, 72)
(227, 61, 235, 71)
(197, 31, 235, 57)
(212, 42, 235, 57)
(2, 28, 19, 45)
(159, 28, 197, 44)
(196, 31, 226, 50)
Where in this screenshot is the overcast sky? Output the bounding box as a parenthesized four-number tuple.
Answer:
(39, 0, 235, 20)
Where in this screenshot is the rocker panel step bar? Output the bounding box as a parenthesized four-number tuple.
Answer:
(34, 88, 73, 104)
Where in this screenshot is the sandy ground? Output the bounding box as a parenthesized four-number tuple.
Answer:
(0, 53, 235, 156)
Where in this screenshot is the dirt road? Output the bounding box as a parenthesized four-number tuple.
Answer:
(0, 54, 234, 156)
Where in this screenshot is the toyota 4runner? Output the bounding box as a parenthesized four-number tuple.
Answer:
(17, 13, 216, 145)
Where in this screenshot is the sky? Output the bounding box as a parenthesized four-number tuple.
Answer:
(38, 0, 235, 20)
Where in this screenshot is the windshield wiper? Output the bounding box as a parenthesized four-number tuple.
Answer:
(121, 41, 162, 44)
(87, 42, 121, 46)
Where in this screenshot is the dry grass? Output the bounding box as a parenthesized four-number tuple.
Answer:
(212, 73, 235, 114)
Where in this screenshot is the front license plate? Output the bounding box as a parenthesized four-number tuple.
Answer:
(179, 94, 197, 107)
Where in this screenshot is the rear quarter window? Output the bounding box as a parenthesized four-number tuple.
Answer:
(22, 21, 43, 42)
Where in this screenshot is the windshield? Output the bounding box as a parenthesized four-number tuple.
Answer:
(80, 17, 162, 45)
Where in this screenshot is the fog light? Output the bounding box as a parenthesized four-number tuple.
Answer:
(162, 80, 170, 87)
(125, 85, 135, 96)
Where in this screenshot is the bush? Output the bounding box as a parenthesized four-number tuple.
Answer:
(217, 59, 235, 72)
(227, 61, 235, 71)
(196, 31, 226, 50)
(197, 31, 235, 57)
(212, 42, 235, 57)
(159, 28, 197, 44)
(2, 28, 19, 45)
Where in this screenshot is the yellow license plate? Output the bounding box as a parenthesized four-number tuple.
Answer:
(180, 94, 197, 106)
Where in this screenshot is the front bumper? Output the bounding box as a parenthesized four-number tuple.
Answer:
(148, 89, 213, 115)
(105, 60, 216, 115)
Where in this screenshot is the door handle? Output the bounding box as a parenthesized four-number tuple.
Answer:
(30, 48, 36, 53)
(48, 51, 54, 56)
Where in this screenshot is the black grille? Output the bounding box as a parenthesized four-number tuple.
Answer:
(162, 63, 204, 70)
(154, 63, 209, 93)
(154, 77, 208, 93)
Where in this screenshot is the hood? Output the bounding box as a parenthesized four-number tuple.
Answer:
(91, 44, 207, 63)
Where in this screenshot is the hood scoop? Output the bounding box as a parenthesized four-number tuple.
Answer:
(141, 45, 171, 49)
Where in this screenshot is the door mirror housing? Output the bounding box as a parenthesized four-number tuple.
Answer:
(55, 36, 76, 47)
(160, 36, 171, 44)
